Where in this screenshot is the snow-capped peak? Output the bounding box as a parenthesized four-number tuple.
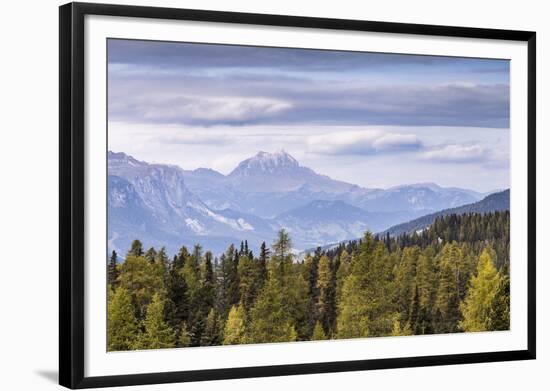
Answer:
(229, 150, 300, 177)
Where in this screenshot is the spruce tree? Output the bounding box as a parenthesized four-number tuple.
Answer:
(316, 255, 336, 336)
(201, 308, 223, 346)
(107, 250, 119, 288)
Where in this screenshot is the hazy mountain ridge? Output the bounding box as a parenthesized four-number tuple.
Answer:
(382, 189, 510, 237)
(108, 150, 486, 254)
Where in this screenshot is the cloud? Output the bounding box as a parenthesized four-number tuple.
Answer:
(107, 39, 510, 128)
(110, 95, 291, 125)
(307, 130, 422, 155)
(108, 39, 509, 73)
(419, 143, 487, 163)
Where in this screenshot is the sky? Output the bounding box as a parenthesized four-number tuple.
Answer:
(107, 39, 510, 192)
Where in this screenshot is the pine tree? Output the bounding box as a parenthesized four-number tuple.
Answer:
(459, 247, 501, 332)
(136, 293, 176, 350)
(108, 287, 139, 351)
(107, 250, 119, 288)
(223, 305, 247, 345)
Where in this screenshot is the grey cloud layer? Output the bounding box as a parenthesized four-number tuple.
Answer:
(108, 39, 509, 128)
(108, 39, 509, 72)
(108, 73, 509, 127)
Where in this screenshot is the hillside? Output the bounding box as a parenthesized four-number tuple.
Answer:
(383, 189, 510, 237)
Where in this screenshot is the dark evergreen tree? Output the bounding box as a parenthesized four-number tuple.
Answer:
(128, 239, 143, 257)
(107, 250, 119, 288)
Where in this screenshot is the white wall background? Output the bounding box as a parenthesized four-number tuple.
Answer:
(0, 0, 547, 389)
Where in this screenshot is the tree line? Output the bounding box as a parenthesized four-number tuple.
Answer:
(107, 211, 510, 351)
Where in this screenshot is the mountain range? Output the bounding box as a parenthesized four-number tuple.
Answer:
(108, 150, 496, 255)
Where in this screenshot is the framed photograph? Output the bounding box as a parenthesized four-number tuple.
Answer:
(59, 2, 536, 389)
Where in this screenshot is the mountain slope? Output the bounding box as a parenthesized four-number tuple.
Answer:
(108, 152, 275, 255)
(383, 189, 510, 237)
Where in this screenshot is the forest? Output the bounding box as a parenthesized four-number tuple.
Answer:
(107, 211, 510, 351)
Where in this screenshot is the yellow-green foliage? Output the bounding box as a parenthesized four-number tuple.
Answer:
(459, 247, 501, 332)
(135, 293, 176, 350)
(223, 305, 247, 345)
(108, 212, 510, 350)
(108, 287, 139, 351)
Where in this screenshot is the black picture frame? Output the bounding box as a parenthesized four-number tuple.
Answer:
(59, 2, 536, 389)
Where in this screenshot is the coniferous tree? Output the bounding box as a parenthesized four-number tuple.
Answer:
(312, 321, 327, 340)
(237, 254, 257, 312)
(107, 250, 119, 288)
(108, 287, 139, 351)
(336, 274, 370, 338)
(434, 243, 463, 333)
(166, 256, 189, 341)
(201, 308, 223, 346)
(118, 254, 164, 319)
(258, 241, 269, 286)
(144, 247, 157, 263)
(128, 239, 144, 257)
(136, 293, 176, 349)
(488, 273, 510, 331)
(223, 305, 247, 345)
(178, 322, 191, 347)
(316, 255, 336, 336)
(460, 247, 501, 332)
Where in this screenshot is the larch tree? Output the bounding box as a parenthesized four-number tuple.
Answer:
(336, 274, 370, 339)
(118, 254, 164, 319)
(136, 293, 176, 350)
(312, 321, 327, 341)
(459, 247, 501, 332)
(223, 305, 247, 345)
(108, 287, 139, 351)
